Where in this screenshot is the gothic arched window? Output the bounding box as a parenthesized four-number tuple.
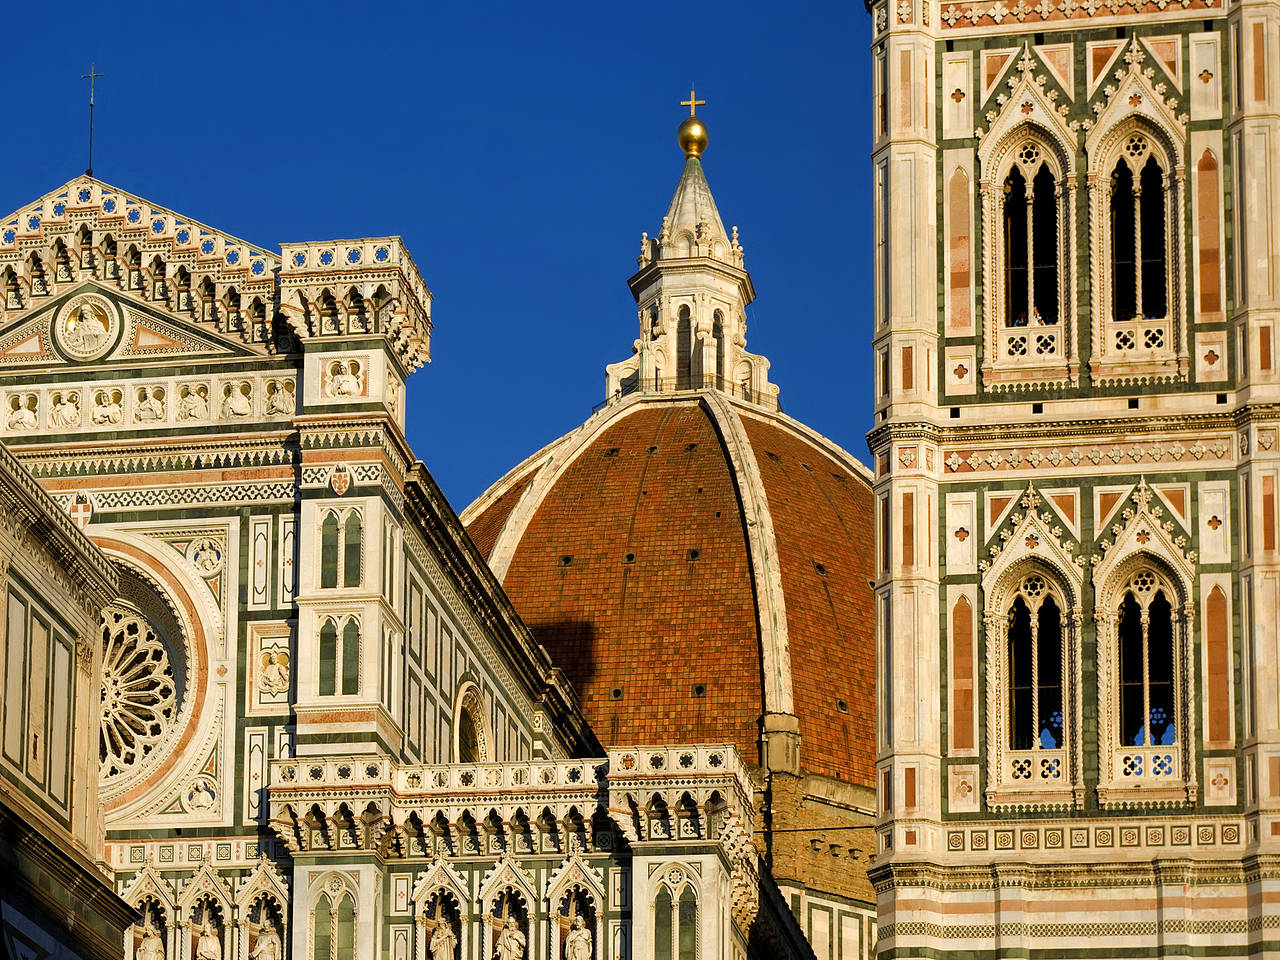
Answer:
(342, 512, 362, 587)
(985, 131, 1072, 379)
(454, 684, 488, 762)
(986, 566, 1076, 806)
(1096, 561, 1191, 804)
(712, 310, 725, 389)
(1117, 572, 1176, 748)
(654, 882, 698, 960)
(1007, 589, 1063, 751)
(1002, 152, 1059, 328)
(318, 617, 360, 698)
(319, 508, 362, 590)
(320, 513, 340, 589)
(1110, 144, 1170, 324)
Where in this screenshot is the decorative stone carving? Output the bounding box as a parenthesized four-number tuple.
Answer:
(222, 382, 253, 418)
(92, 388, 124, 425)
(249, 925, 281, 960)
(258, 651, 290, 695)
(564, 917, 591, 960)
(49, 390, 80, 427)
(195, 922, 221, 960)
(136, 386, 166, 422)
(178, 383, 210, 421)
(264, 379, 294, 415)
(496, 918, 525, 960)
(427, 924, 456, 960)
(137, 918, 165, 960)
(187, 776, 217, 811)
(326, 360, 364, 398)
(6, 393, 37, 430)
(186, 537, 224, 576)
(54, 294, 118, 361)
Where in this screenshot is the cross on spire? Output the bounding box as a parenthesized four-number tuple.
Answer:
(680, 87, 706, 117)
(81, 61, 104, 177)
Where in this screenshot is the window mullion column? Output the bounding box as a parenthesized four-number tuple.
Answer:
(1141, 608, 1151, 748)
(1026, 189, 1036, 323)
(1030, 609, 1040, 755)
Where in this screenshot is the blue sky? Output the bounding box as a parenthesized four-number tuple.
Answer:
(2, 1, 873, 508)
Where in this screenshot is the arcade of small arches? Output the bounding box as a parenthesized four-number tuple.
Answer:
(122, 859, 288, 960)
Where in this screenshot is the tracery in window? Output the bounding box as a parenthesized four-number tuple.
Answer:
(1095, 559, 1192, 804)
(983, 128, 1074, 380)
(100, 603, 180, 783)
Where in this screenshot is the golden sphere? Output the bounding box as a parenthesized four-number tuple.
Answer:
(677, 116, 709, 158)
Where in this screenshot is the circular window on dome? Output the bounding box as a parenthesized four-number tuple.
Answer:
(98, 573, 188, 790)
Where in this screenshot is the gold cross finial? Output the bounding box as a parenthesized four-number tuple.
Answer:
(681, 87, 706, 117)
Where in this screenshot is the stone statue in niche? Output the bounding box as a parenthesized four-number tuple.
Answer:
(428, 922, 456, 960)
(250, 924, 281, 960)
(137, 386, 165, 422)
(92, 389, 123, 425)
(137, 915, 165, 960)
(496, 918, 525, 960)
(258, 651, 290, 695)
(7, 395, 37, 430)
(50, 392, 80, 428)
(196, 922, 221, 960)
(222, 383, 253, 418)
(564, 917, 591, 960)
(178, 385, 209, 421)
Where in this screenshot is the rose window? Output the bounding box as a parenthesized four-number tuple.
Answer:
(1016, 141, 1041, 167)
(100, 605, 178, 782)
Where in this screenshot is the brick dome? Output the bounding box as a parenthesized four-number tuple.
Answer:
(463, 391, 876, 787)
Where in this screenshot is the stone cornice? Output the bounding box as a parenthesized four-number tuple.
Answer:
(0, 439, 116, 601)
(868, 409, 1241, 449)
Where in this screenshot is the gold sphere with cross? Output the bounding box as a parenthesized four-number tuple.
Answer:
(678, 88, 708, 158)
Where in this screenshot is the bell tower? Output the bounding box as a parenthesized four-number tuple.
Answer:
(868, 0, 1280, 953)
